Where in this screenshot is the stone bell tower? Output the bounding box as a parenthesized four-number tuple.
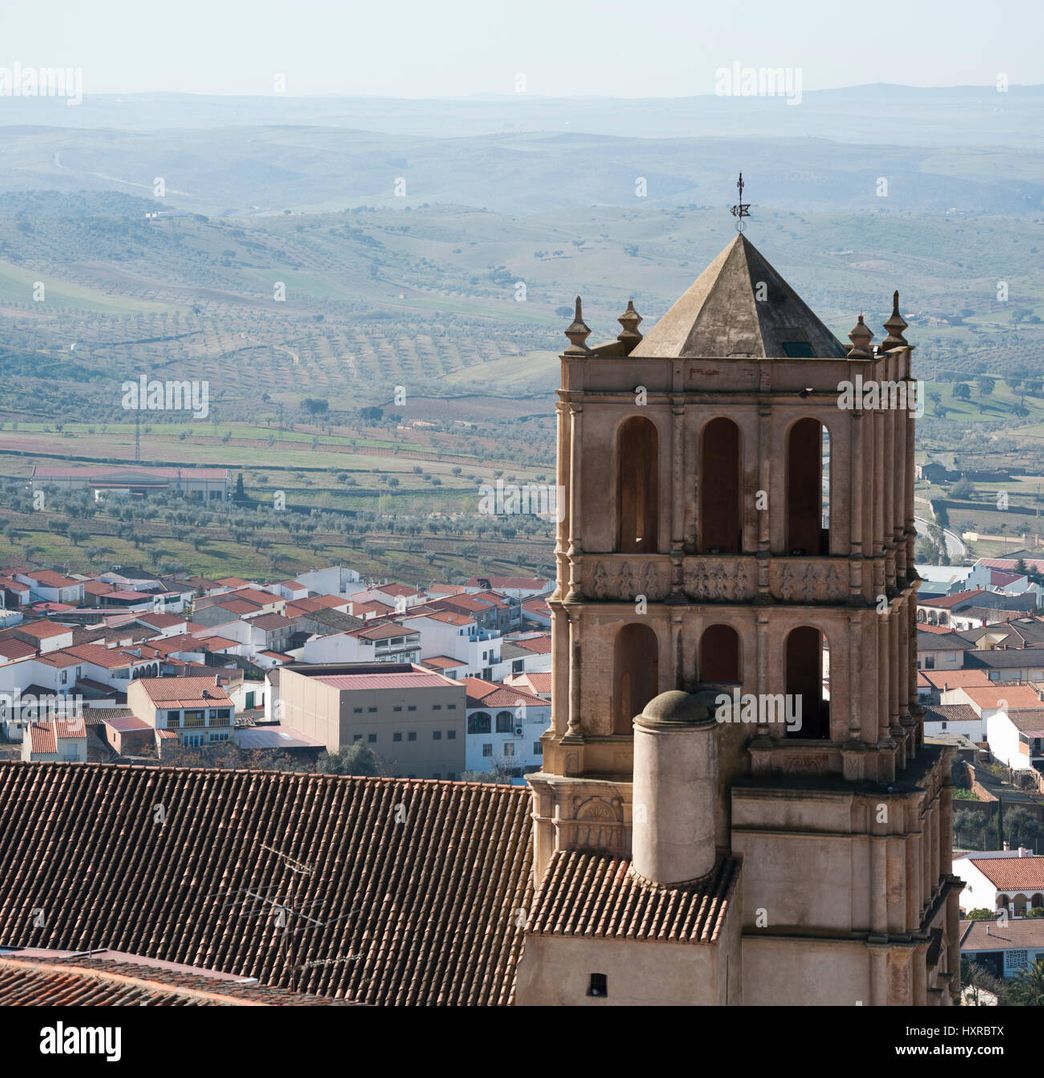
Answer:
(523, 224, 961, 1006)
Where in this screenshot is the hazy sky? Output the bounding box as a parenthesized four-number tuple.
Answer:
(1, 0, 1041, 97)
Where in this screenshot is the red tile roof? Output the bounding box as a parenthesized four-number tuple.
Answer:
(136, 612, 185, 629)
(347, 600, 394, 618)
(528, 851, 740, 944)
(13, 620, 71, 640)
(373, 582, 421, 597)
(0, 639, 37, 661)
(969, 856, 1044, 890)
(136, 677, 232, 708)
(919, 589, 989, 610)
(411, 609, 473, 627)
(214, 598, 262, 616)
(83, 580, 117, 596)
(23, 570, 81, 589)
(511, 635, 552, 655)
(65, 643, 140, 670)
(0, 954, 356, 1006)
(464, 678, 547, 709)
(26, 723, 56, 754)
(0, 764, 533, 1004)
(421, 655, 467, 671)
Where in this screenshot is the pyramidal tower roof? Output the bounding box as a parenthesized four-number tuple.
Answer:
(631, 233, 846, 360)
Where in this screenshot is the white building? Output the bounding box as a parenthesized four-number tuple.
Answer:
(402, 610, 502, 679)
(464, 678, 550, 776)
(299, 622, 421, 666)
(985, 706, 1044, 773)
(13, 570, 86, 606)
(21, 718, 88, 763)
(954, 850, 1044, 916)
(293, 566, 361, 598)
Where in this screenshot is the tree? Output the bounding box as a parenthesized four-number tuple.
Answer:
(301, 397, 329, 416)
(233, 473, 246, 502)
(1008, 958, 1044, 1006)
(317, 743, 383, 776)
(953, 382, 972, 402)
(976, 375, 996, 398)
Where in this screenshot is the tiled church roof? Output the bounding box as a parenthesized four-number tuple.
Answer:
(527, 850, 741, 944)
(0, 954, 356, 1006)
(0, 763, 533, 1005)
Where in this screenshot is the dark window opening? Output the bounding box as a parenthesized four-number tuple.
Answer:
(786, 418, 829, 555)
(699, 418, 742, 553)
(613, 623, 658, 735)
(616, 416, 659, 554)
(587, 973, 608, 998)
(700, 624, 741, 684)
(785, 625, 829, 740)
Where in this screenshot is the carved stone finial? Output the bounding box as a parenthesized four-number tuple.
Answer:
(564, 296, 591, 355)
(616, 298, 643, 352)
(847, 313, 874, 358)
(882, 290, 909, 349)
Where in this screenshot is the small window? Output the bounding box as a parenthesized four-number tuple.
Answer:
(368, 733, 377, 743)
(482, 743, 493, 757)
(447, 704, 457, 710)
(587, 973, 607, 998)
(503, 743, 515, 757)
(393, 732, 403, 742)
(393, 706, 403, 712)
(353, 734, 363, 742)
(408, 732, 417, 742)
(447, 730, 456, 740)
(433, 704, 442, 711)
(781, 341, 814, 358)
(408, 705, 417, 712)
(433, 730, 442, 740)
(367, 707, 377, 713)
(533, 741, 542, 756)
(353, 707, 363, 714)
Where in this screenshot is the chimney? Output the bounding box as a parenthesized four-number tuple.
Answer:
(214, 674, 220, 686)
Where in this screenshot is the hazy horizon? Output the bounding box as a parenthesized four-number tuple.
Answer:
(2, 0, 1041, 97)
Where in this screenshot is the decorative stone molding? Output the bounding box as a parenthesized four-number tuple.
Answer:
(682, 557, 756, 602)
(580, 556, 672, 602)
(770, 557, 850, 603)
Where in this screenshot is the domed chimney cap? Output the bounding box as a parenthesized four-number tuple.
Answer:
(635, 689, 719, 729)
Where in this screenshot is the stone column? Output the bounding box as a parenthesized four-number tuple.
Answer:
(566, 403, 583, 602)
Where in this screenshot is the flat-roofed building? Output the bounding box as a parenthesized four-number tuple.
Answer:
(275, 663, 465, 779)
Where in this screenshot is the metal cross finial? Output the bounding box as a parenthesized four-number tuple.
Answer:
(730, 171, 751, 232)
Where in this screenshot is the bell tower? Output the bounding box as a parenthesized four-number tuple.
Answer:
(525, 222, 961, 1006)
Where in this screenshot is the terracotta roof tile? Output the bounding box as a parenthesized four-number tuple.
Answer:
(528, 850, 740, 944)
(968, 856, 1044, 890)
(0, 954, 355, 1006)
(0, 764, 533, 1004)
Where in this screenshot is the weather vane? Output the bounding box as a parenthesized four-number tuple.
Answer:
(730, 172, 751, 232)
